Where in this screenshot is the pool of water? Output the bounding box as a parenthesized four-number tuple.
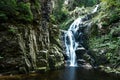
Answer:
(0, 67, 120, 80)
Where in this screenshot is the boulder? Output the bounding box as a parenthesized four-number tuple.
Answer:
(37, 50, 48, 59)
(37, 59, 48, 67)
(75, 47, 86, 59)
(48, 55, 56, 69)
(81, 63, 93, 70)
(77, 59, 86, 65)
(75, 47, 86, 54)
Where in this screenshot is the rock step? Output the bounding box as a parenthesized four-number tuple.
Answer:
(75, 47, 86, 54)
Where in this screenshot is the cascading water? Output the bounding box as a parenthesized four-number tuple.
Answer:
(65, 18, 82, 66)
(64, 5, 99, 67)
(92, 5, 99, 13)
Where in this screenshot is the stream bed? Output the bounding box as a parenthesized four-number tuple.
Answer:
(0, 67, 120, 80)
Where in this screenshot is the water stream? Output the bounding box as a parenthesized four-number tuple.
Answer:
(64, 5, 99, 67)
(64, 18, 82, 66)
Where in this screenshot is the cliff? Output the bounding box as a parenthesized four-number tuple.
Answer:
(0, 0, 64, 74)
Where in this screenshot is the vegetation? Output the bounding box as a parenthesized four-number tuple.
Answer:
(0, 0, 120, 76)
(51, 0, 99, 30)
(50, 0, 68, 24)
(73, 0, 99, 7)
(89, 25, 120, 66)
(88, 0, 120, 72)
(0, 0, 33, 22)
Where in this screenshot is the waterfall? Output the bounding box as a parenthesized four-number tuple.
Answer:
(64, 5, 99, 67)
(64, 18, 83, 66)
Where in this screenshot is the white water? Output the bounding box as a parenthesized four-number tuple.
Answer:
(64, 5, 99, 67)
(92, 5, 99, 13)
(65, 18, 82, 66)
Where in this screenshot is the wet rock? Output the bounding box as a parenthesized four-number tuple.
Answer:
(48, 45, 64, 69)
(48, 55, 56, 69)
(63, 53, 69, 60)
(19, 67, 27, 74)
(75, 47, 86, 59)
(37, 59, 48, 67)
(81, 63, 93, 70)
(37, 50, 48, 59)
(36, 67, 47, 73)
(77, 59, 86, 65)
(75, 47, 86, 54)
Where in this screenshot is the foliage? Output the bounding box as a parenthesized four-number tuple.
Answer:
(100, 0, 120, 24)
(59, 17, 74, 30)
(101, 0, 120, 8)
(0, 0, 33, 22)
(17, 2, 33, 22)
(89, 25, 120, 67)
(51, 0, 99, 29)
(0, 13, 8, 21)
(52, 0, 69, 24)
(73, 0, 99, 7)
(50, 0, 69, 30)
(0, 0, 17, 20)
(8, 26, 16, 34)
(52, 9, 68, 24)
(88, 0, 120, 72)
(50, 15, 56, 24)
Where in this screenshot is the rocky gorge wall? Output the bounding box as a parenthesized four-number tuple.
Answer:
(0, 0, 64, 74)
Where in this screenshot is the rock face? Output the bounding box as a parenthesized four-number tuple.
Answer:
(0, 0, 64, 74)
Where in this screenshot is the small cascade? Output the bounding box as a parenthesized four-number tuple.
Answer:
(64, 5, 99, 67)
(92, 4, 99, 13)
